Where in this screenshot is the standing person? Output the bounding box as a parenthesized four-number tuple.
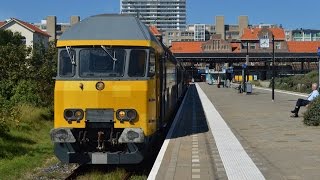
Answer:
(290, 83, 319, 117)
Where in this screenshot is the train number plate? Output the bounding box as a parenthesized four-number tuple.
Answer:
(86, 109, 114, 123)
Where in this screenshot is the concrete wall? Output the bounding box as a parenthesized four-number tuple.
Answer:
(70, 16, 80, 26)
(47, 16, 56, 41)
(215, 16, 225, 40)
(238, 16, 249, 37)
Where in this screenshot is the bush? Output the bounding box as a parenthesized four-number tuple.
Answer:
(0, 116, 9, 134)
(304, 96, 320, 126)
(250, 80, 261, 87)
(10, 80, 42, 106)
(273, 71, 318, 93)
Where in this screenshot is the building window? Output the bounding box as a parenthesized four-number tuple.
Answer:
(20, 36, 26, 45)
(275, 42, 281, 49)
(263, 33, 268, 39)
(250, 43, 255, 49)
(242, 42, 248, 49)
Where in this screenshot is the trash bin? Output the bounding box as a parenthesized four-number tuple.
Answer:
(246, 82, 252, 93)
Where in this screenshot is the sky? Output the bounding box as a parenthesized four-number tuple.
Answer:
(0, 0, 319, 30)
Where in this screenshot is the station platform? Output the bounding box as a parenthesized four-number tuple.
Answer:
(148, 83, 320, 180)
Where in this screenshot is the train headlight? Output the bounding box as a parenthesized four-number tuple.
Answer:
(96, 81, 105, 91)
(118, 110, 126, 119)
(126, 110, 137, 120)
(74, 110, 84, 119)
(116, 109, 137, 122)
(64, 109, 84, 123)
(65, 110, 74, 119)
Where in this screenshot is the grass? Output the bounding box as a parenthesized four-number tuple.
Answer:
(0, 104, 54, 180)
(77, 168, 147, 180)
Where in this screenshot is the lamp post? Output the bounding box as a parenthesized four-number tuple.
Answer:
(242, 41, 249, 92)
(260, 32, 275, 100)
(317, 47, 320, 91)
(272, 34, 275, 101)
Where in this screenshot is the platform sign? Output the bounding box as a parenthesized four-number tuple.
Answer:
(242, 63, 247, 69)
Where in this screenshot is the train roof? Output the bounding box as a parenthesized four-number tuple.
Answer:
(56, 14, 163, 52)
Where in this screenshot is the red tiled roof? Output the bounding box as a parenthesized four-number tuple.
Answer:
(0, 18, 50, 37)
(149, 25, 161, 36)
(171, 41, 203, 53)
(13, 18, 50, 37)
(241, 28, 285, 40)
(287, 41, 320, 53)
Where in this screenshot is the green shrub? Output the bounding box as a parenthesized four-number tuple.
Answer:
(0, 116, 9, 134)
(273, 71, 318, 93)
(250, 80, 261, 87)
(10, 80, 42, 106)
(304, 96, 320, 126)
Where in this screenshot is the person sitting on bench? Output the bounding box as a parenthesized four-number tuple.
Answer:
(290, 83, 319, 117)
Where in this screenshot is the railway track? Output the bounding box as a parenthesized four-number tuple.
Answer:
(64, 165, 135, 180)
(64, 165, 87, 180)
(122, 171, 133, 180)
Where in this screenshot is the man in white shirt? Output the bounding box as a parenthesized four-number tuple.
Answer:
(291, 83, 319, 117)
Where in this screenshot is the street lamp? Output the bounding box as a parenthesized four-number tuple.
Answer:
(242, 41, 249, 92)
(260, 33, 275, 101)
(272, 34, 275, 101)
(317, 47, 320, 91)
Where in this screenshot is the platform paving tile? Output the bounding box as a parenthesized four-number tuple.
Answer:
(155, 86, 216, 180)
(199, 83, 320, 180)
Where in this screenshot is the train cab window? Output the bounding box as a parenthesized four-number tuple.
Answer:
(59, 50, 75, 77)
(79, 48, 126, 77)
(128, 50, 147, 77)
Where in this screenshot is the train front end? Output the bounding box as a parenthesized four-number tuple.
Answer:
(50, 14, 162, 164)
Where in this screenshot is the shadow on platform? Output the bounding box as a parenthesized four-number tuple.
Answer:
(169, 85, 209, 139)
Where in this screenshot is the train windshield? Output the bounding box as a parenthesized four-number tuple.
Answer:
(79, 48, 126, 77)
(59, 49, 75, 77)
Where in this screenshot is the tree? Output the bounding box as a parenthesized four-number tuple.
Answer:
(0, 29, 57, 107)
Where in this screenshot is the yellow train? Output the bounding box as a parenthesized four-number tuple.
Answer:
(50, 14, 187, 164)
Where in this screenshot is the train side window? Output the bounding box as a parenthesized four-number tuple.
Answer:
(59, 50, 75, 77)
(148, 52, 156, 77)
(128, 50, 146, 77)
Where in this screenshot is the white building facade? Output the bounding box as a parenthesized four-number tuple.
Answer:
(194, 24, 206, 41)
(120, 0, 186, 31)
(0, 18, 50, 48)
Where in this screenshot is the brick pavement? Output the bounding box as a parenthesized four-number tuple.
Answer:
(199, 83, 320, 180)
